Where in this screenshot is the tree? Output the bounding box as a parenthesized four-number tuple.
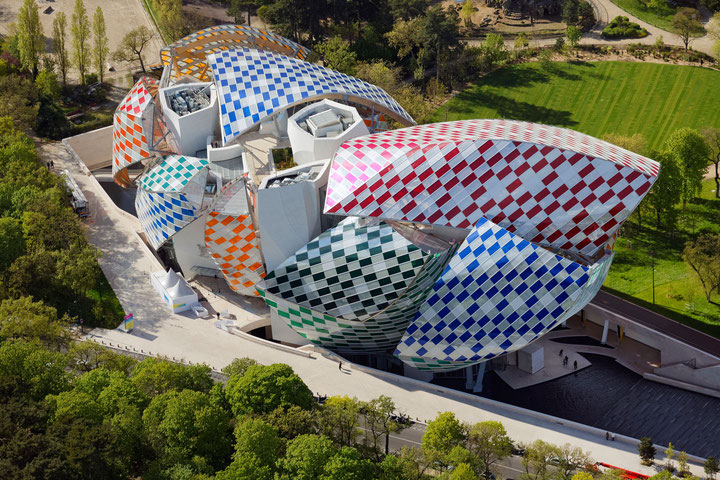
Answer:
(663, 128, 710, 207)
(52, 12, 69, 85)
(279, 434, 338, 480)
(555, 443, 593, 480)
(467, 421, 513, 476)
(705, 456, 719, 480)
(422, 412, 466, 473)
(362, 395, 406, 460)
(451, 463, 478, 480)
(0, 296, 69, 347)
(232, 417, 281, 471)
(563, 0, 580, 25)
(702, 127, 720, 199)
(131, 357, 214, 396)
(572, 472, 595, 480)
(320, 447, 374, 480)
(461, 0, 475, 29)
(228, 0, 258, 25)
(0, 76, 39, 132)
(112, 26, 154, 73)
(17, 0, 44, 76)
(155, 0, 186, 42)
(54, 243, 99, 296)
(678, 451, 690, 477)
(222, 357, 258, 377)
(92, 6, 109, 82)
(386, 18, 424, 80)
(317, 395, 362, 447)
(671, 8, 704, 51)
(225, 363, 313, 417)
(316, 37, 358, 76)
(683, 234, 720, 302)
(521, 439, 561, 480)
(142, 389, 233, 469)
(603, 133, 648, 156)
(638, 437, 657, 465)
(647, 152, 682, 228)
(35, 70, 61, 101)
(266, 404, 315, 439)
(388, 0, 429, 20)
(71, 0, 91, 83)
(0, 217, 25, 271)
(665, 442, 675, 471)
(480, 33, 507, 71)
(0, 341, 70, 400)
(565, 25, 582, 48)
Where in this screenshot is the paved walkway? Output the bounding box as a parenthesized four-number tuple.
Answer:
(44, 138, 710, 475)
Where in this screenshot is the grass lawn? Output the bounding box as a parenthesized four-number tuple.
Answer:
(435, 61, 720, 336)
(604, 181, 720, 338)
(605, 0, 676, 33)
(434, 61, 720, 152)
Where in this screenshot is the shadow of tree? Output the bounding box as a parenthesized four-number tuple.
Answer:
(451, 88, 578, 128)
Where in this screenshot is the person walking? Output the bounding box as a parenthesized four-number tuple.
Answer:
(606, 432, 610, 440)
(559, 349, 563, 356)
(564, 355, 568, 366)
(573, 360, 578, 370)
(338, 362, 342, 371)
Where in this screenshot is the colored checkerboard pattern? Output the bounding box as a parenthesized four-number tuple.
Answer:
(112, 77, 157, 182)
(135, 188, 201, 249)
(139, 155, 210, 192)
(257, 288, 417, 351)
(208, 48, 414, 145)
(395, 216, 616, 371)
(325, 120, 659, 259)
(205, 212, 265, 296)
(263, 219, 435, 322)
(159, 24, 311, 81)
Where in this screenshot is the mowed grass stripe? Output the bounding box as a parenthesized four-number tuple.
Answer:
(434, 61, 720, 151)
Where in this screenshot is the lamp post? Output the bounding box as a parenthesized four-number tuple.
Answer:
(651, 250, 655, 305)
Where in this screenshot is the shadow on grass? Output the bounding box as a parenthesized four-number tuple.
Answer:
(450, 89, 578, 128)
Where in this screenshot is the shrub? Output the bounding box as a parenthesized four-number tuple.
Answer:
(602, 16, 649, 38)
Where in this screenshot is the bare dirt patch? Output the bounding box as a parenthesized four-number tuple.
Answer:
(443, 0, 566, 36)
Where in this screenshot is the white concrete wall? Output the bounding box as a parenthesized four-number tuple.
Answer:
(257, 181, 322, 272)
(160, 83, 219, 156)
(172, 214, 219, 280)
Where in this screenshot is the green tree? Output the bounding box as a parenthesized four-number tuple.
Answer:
(386, 18, 424, 80)
(388, 0, 429, 20)
(702, 127, 720, 199)
(54, 243, 99, 296)
(47, 389, 105, 424)
(143, 389, 233, 469)
(555, 443, 593, 480)
(422, 411, 466, 473)
(480, 33, 507, 71)
(317, 395, 362, 447)
(112, 26, 154, 73)
(67, 339, 137, 374)
(461, 0, 475, 29)
(228, 0, 260, 25)
(155, 0, 186, 42)
(362, 395, 406, 460)
(52, 12, 69, 85)
(705, 456, 719, 480)
(222, 357, 257, 377)
(647, 152, 682, 228)
(0, 296, 68, 347)
(395, 445, 431, 480)
(683, 234, 720, 302)
(671, 8, 705, 51)
(17, 0, 44, 76)
(225, 363, 313, 417)
(663, 128, 709, 207)
(665, 442, 675, 471)
(0, 75, 39, 132)
(563, 0, 580, 25)
(572, 472, 595, 480)
(35, 70, 61, 101)
(678, 451, 690, 477)
(467, 420, 513, 476)
(565, 25, 582, 48)
(131, 357, 214, 396)
(92, 6, 109, 82)
(451, 463, 478, 480)
(316, 36, 358, 75)
(521, 439, 561, 480)
(266, 404, 315, 439)
(231, 416, 281, 472)
(321, 447, 374, 480)
(0, 217, 26, 271)
(638, 437, 657, 465)
(0, 341, 70, 400)
(279, 434, 337, 480)
(71, 0, 91, 84)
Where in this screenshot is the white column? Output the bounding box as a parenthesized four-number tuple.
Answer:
(601, 319, 610, 345)
(472, 362, 486, 393)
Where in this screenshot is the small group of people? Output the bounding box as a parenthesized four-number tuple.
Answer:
(46, 160, 55, 170)
(605, 431, 616, 441)
(560, 350, 578, 369)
